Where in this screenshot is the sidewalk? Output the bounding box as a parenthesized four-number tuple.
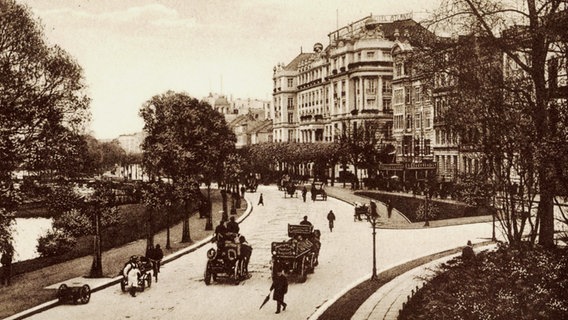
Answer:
(352, 244, 496, 320)
(326, 185, 493, 229)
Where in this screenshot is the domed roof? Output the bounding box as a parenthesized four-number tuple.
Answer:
(214, 96, 230, 106)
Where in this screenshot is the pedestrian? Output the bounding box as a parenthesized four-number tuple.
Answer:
(1, 243, 13, 286)
(258, 193, 264, 206)
(270, 270, 288, 314)
(152, 244, 164, 281)
(299, 215, 312, 226)
(311, 184, 316, 202)
(462, 240, 475, 262)
(240, 185, 246, 198)
(301, 186, 307, 202)
(227, 216, 240, 234)
(327, 210, 336, 232)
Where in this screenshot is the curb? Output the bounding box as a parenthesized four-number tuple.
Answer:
(307, 241, 497, 320)
(4, 198, 253, 320)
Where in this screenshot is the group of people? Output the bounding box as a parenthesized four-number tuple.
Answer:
(214, 216, 241, 245)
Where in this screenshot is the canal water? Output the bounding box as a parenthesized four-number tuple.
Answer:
(12, 218, 53, 262)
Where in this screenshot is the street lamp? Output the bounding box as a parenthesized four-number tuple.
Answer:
(369, 201, 379, 281)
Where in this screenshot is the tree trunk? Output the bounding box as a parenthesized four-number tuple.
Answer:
(89, 210, 103, 278)
(146, 206, 154, 251)
(181, 201, 192, 243)
(166, 206, 171, 249)
(538, 178, 555, 248)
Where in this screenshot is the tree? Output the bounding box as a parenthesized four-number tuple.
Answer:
(0, 0, 90, 250)
(140, 91, 235, 243)
(141, 180, 176, 250)
(427, 0, 568, 247)
(336, 120, 392, 187)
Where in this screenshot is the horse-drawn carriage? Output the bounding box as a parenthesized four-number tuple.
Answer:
(120, 256, 153, 293)
(245, 175, 258, 192)
(271, 224, 321, 283)
(283, 180, 298, 198)
(354, 203, 370, 221)
(204, 233, 252, 285)
(311, 182, 327, 201)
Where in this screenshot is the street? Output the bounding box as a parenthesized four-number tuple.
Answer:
(30, 185, 493, 320)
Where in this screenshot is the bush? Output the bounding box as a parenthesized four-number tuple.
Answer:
(37, 230, 76, 257)
(400, 244, 568, 320)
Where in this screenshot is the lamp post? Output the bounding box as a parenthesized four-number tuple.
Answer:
(369, 201, 379, 281)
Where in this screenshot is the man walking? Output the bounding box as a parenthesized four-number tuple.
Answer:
(327, 210, 336, 232)
(301, 186, 307, 202)
(270, 270, 288, 314)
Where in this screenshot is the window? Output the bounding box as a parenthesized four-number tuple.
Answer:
(288, 113, 293, 124)
(425, 111, 432, 128)
(424, 139, 431, 155)
(367, 51, 375, 58)
(382, 80, 392, 94)
(395, 63, 403, 77)
(406, 115, 412, 129)
(394, 88, 404, 105)
(415, 113, 421, 129)
(287, 97, 293, 108)
(405, 86, 411, 104)
(414, 139, 420, 156)
(367, 79, 376, 94)
(288, 78, 293, 87)
(413, 86, 421, 102)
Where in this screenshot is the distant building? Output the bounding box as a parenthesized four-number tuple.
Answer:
(204, 92, 271, 124)
(114, 132, 146, 181)
(229, 112, 273, 148)
(116, 132, 146, 155)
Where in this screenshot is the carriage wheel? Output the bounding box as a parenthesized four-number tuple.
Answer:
(308, 254, 315, 273)
(298, 258, 307, 283)
(233, 261, 241, 285)
(79, 285, 91, 304)
(57, 284, 68, 302)
(146, 274, 152, 288)
(204, 262, 212, 285)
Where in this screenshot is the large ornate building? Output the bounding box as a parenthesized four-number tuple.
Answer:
(272, 14, 435, 180)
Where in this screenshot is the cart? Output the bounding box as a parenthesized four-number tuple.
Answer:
(283, 181, 298, 198)
(271, 224, 321, 283)
(354, 203, 370, 221)
(120, 258, 153, 293)
(56, 283, 91, 305)
(311, 182, 327, 201)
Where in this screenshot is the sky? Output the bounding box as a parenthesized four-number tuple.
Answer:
(19, 0, 441, 140)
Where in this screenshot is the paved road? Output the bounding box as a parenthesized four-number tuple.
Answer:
(29, 185, 493, 320)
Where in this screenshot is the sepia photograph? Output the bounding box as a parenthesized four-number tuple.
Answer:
(1, 0, 567, 319)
